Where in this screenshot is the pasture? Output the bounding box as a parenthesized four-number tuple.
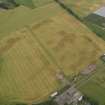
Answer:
(15, 0, 35, 8)
(62, 0, 105, 18)
(84, 13, 105, 41)
(0, 1, 105, 105)
(78, 60, 105, 105)
(33, 0, 54, 8)
(15, 0, 54, 8)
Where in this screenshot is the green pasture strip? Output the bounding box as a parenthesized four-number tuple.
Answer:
(85, 21, 105, 40)
(84, 11, 105, 42)
(15, 0, 54, 8)
(77, 61, 105, 105)
(15, 0, 35, 8)
(85, 14, 105, 27)
(33, 0, 54, 8)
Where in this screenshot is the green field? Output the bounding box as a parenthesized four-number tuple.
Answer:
(15, 0, 54, 8)
(15, 0, 35, 8)
(85, 14, 105, 27)
(84, 13, 105, 41)
(0, 0, 53, 9)
(77, 60, 105, 105)
(33, 0, 54, 8)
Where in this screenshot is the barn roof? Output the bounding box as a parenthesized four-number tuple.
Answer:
(94, 7, 105, 18)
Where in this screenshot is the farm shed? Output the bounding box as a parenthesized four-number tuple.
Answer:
(54, 86, 83, 105)
(94, 7, 105, 18)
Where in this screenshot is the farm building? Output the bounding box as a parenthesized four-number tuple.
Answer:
(54, 86, 83, 105)
(94, 7, 105, 18)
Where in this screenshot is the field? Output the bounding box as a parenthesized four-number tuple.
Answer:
(60, 0, 105, 44)
(62, 0, 105, 18)
(0, 1, 59, 40)
(31, 11, 105, 76)
(84, 13, 105, 41)
(33, 0, 54, 8)
(77, 60, 105, 105)
(15, 0, 35, 8)
(85, 14, 105, 27)
(0, 0, 53, 9)
(15, 0, 54, 8)
(0, 1, 105, 105)
(0, 31, 60, 103)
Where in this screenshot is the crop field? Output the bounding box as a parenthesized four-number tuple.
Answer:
(31, 10, 105, 76)
(78, 60, 105, 105)
(0, 1, 105, 105)
(62, 0, 105, 18)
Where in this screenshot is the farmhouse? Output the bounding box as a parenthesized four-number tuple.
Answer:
(54, 86, 83, 105)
